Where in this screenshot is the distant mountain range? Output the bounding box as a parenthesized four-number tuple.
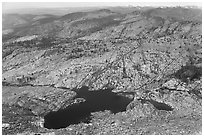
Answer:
(2, 6, 201, 42)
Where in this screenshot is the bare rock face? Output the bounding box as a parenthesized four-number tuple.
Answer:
(126, 99, 156, 117)
(126, 76, 201, 120)
(162, 79, 180, 90)
(2, 86, 77, 116)
(2, 13, 202, 92)
(2, 7, 202, 135)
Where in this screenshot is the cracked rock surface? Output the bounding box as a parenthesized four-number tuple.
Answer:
(2, 86, 77, 116)
(2, 6, 202, 135)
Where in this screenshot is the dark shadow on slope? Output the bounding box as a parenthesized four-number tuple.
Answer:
(174, 65, 202, 83)
(44, 86, 132, 129)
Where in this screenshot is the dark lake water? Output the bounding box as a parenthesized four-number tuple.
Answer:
(148, 99, 173, 111)
(44, 86, 133, 129)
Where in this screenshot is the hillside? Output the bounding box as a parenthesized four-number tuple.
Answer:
(2, 6, 202, 135)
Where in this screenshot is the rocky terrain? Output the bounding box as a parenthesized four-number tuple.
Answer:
(2, 6, 202, 135)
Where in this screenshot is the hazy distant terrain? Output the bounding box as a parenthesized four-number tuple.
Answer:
(2, 6, 202, 135)
(3, 7, 101, 15)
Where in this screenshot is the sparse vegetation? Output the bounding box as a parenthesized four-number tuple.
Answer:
(2, 5, 202, 135)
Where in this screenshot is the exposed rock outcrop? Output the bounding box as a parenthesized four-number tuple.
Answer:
(2, 6, 202, 135)
(2, 86, 77, 116)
